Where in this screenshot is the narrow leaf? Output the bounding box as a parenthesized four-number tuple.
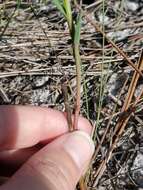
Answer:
(52, 0, 66, 17)
(74, 13, 82, 44)
(63, 0, 72, 31)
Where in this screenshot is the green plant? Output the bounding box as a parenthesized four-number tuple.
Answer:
(52, 1, 87, 189)
(52, 0, 82, 131)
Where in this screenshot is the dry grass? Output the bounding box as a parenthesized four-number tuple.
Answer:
(0, 1, 143, 189)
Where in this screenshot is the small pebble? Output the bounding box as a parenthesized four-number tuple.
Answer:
(124, 0, 139, 11)
(98, 14, 110, 25)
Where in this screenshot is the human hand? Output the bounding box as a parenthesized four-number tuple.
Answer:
(0, 106, 94, 190)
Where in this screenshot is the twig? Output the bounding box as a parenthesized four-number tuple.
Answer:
(0, 4, 17, 39)
(0, 87, 10, 103)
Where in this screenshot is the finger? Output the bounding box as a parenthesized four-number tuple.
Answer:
(0, 147, 39, 177)
(0, 106, 92, 150)
(1, 131, 94, 190)
(0, 147, 39, 165)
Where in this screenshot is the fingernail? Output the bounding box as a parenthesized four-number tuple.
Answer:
(63, 131, 95, 171)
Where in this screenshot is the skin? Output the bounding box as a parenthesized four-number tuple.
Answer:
(0, 106, 94, 190)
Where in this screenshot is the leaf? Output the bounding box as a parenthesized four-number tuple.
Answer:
(52, 0, 66, 17)
(74, 13, 82, 44)
(63, 0, 72, 31)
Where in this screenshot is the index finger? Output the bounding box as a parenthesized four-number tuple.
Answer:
(0, 106, 92, 150)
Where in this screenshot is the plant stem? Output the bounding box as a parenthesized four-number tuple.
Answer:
(79, 176, 87, 190)
(73, 43, 81, 130)
(62, 83, 73, 131)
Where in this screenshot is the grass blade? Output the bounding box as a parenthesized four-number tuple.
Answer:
(74, 13, 82, 44)
(52, 0, 66, 17)
(63, 0, 72, 31)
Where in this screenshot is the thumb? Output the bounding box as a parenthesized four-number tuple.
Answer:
(1, 131, 94, 190)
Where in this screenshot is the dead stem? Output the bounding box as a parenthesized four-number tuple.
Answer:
(62, 83, 73, 131)
(79, 176, 87, 190)
(73, 43, 81, 130)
